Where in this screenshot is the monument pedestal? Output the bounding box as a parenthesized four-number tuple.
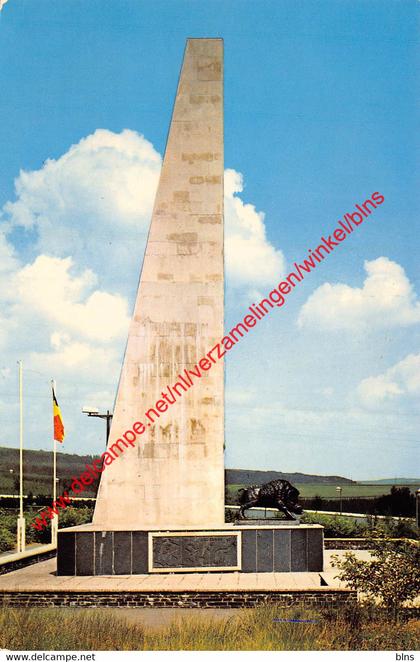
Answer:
(57, 523, 323, 576)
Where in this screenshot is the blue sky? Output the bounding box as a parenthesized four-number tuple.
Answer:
(0, 0, 418, 479)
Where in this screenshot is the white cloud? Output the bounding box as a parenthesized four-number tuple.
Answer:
(298, 257, 420, 331)
(357, 353, 420, 408)
(14, 255, 130, 342)
(29, 336, 121, 376)
(0, 230, 129, 451)
(226, 389, 256, 405)
(0, 232, 18, 276)
(5, 129, 161, 229)
(2, 129, 162, 293)
(224, 169, 285, 287)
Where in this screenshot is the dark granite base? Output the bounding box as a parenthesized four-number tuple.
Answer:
(57, 525, 323, 576)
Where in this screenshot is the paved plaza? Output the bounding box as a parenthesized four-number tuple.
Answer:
(0, 550, 357, 593)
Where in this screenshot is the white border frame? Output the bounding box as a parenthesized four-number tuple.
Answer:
(148, 530, 242, 573)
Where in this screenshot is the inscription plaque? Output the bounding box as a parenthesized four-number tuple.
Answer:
(149, 532, 241, 572)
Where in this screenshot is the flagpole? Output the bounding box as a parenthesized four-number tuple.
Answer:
(17, 360, 25, 552)
(52, 379, 58, 545)
(52, 380, 57, 503)
(53, 441, 57, 503)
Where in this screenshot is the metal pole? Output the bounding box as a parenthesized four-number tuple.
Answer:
(336, 486, 342, 516)
(106, 410, 111, 444)
(53, 441, 57, 502)
(51, 380, 59, 545)
(17, 360, 25, 552)
(52, 380, 57, 504)
(19, 361, 23, 520)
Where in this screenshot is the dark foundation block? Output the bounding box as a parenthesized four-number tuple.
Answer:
(57, 524, 323, 576)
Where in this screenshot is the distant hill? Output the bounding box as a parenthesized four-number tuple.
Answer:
(225, 469, 355, 485)
(0, 446, 361, 495)
(358, 478, 420, 485)
(0, 446, 98, 496)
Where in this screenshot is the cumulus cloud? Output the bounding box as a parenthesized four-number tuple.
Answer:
(224, 169, 285, 287)
(298, 257, 420, 331)
(14, 255, 130, 342)
(2, 129, 162, 292)
(5, 129, 161, 229)
(29, 336, 121, 376)
(357, 353, 420, 408)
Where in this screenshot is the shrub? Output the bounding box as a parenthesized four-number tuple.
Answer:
(331, 534, 420, 621)
(302, 512, 418, 540)
(384, 517, 418, 540)
(0, 509, 18, 534)
(301, 512, 369, 537)
(58, 506, 93, 528)
(0, 527, 16, 552)
(25, 511, 51, 544)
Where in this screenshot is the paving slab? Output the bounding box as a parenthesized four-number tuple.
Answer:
(0, 558, 331, 592)
(0, 550, 375, 595)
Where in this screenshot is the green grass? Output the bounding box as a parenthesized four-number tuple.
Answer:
(227, 482, 418, 502)
(0, 605, 418, 650)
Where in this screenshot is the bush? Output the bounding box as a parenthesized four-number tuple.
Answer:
(374, 487, 415, 517)
(0, 527, 16, 552)
(384, 517, 418, 540)
(0, 509, 18, 534)
(331, 534, 420, 621)
(301, 512, 369, 537)
(25, 506, 93, 543)
(302, 512, 418, 540)
(58, 506, 93, 528)
(0, 507, 94, 547)
(25, 511, 51, 544)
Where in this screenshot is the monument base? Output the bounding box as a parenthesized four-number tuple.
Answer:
(57, 523, 323, 576)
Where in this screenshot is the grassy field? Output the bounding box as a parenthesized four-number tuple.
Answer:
(0, 605, 418, 650)
(227, 482, 418, 502)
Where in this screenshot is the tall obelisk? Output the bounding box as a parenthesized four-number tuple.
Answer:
(93, 39, 224, 528)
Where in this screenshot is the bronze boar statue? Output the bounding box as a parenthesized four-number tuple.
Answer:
(237, 479, 303, 520)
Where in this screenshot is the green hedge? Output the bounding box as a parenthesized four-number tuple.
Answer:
(0, 528, 16, 553)
(0, 507, 94, 547)
(301, 512, 418, 539)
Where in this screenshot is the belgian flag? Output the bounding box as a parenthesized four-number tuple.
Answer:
(52, 387, 65, 443)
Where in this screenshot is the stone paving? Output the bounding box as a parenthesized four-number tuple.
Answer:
(0, 551, 357, 593)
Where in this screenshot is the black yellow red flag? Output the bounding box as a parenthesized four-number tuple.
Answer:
(52, 387, 65, 443)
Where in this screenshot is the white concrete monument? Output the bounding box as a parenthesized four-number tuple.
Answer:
(93, 38, 225, 529)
